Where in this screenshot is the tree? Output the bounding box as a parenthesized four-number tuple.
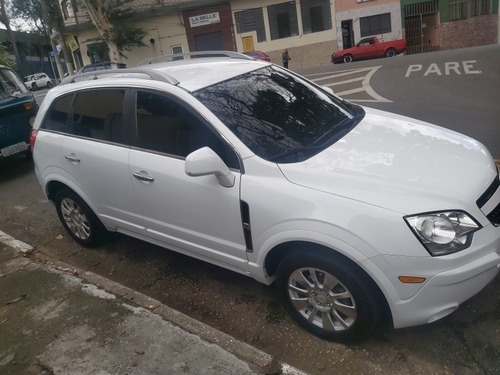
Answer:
(79, 0, 146, 62)
(0, 43, 15, 66)
(0, 0, 22, 73)
(10, 0, 49, 72)
(10, 0, 47, 35)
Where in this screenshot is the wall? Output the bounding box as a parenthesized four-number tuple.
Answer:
(266, 40, 335, 69)
(76, 13, 188, 68)
(439, 14, 499, 49)
(335, 2, 403, 51)
(231, 0, 337, 69)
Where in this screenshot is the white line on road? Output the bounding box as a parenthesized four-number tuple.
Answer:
(308, 66, 392, 103)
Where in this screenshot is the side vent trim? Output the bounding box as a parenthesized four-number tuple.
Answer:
(240, 201, 253, 253)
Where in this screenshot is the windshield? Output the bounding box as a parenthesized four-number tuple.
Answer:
(0, 67, 29, 99)
(193, 66, 363, 163)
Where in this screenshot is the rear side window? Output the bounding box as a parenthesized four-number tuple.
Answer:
(42, 89, 126, 144)
(41, 94, 72, 132)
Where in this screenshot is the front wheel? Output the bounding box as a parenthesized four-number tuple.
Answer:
(46, 81, 53, 88)
(342, 54, 353, 63)
(276, 251, 380, 342)
(54, 188, 107, 247)
(385, 48, 396, 58)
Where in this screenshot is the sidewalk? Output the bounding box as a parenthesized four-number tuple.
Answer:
(0, 232, 307, 375)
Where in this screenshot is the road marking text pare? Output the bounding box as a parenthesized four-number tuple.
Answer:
(405, 60, 482, 77)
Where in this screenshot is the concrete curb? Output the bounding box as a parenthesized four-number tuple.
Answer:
(1, 231, 308, 375)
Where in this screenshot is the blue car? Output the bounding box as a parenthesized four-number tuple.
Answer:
(0, 65, 38, 159)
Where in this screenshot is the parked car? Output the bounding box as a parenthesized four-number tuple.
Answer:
(0, 66, 38, 159)
(24, 72, 54, 90)
(243, 50, 271, 62)
(332, 36, 407, 64)
(79, 61, 127, 74)
(31, 52, 500, 342)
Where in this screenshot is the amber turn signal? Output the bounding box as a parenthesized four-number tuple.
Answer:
(398, 276, 426, 284)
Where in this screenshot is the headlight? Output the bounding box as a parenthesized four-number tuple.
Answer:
(405, 211, 481, 256)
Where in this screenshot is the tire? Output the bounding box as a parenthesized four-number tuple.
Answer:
(54, 188, 107, 247)
(46, 81, 53, 88)
(342, 54, 353, 63)
(31, 82, 37, 90)
(385, 48, 396, 58)
(276, 250, 380, 342)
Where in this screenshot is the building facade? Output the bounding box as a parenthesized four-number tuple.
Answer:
(401, 0, 499, 54)
(63, 0, 338, 70)
(335, 0, 404, 51)
(61, 0, 499, 72)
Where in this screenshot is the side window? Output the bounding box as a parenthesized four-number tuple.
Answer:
(71, 89, 126, 143)
(134, 90, 240, 170)
(41, 94, 73, 132)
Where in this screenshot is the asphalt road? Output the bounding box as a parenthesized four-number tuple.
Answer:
(2, 48, 500, 375)
(298, 44, 500, 159)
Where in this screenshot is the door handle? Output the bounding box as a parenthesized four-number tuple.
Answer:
(65, 153, 80, 163)
(133, 171, 155, 183)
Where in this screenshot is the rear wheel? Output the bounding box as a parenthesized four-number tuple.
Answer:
(342, 54, 353, 63)
(385, 48, 396, 58)
(54, 188, 106, 247)
(276, 250, 380, 342)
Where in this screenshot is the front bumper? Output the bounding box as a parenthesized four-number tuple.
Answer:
(391, 250, 500, 328)
(368, 223, 500, 329)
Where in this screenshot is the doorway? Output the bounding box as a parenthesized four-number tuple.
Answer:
(194, 31, 224, 51)
(341, 20, 354, 49)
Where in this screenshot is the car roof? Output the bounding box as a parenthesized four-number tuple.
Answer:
(145, 58, 270, 91)
(64, 55, 271, 92)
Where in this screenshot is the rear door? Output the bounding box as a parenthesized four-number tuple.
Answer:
(128, 89, 248, 272)
(54, 89, 145, 235)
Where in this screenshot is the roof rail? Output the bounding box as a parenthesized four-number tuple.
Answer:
(61, 68, 180, 86)
(137, 51, 252, 66)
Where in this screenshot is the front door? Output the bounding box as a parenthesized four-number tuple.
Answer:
(128, 89, 248, 272)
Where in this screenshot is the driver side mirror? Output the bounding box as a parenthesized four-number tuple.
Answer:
(185, 147, 235, 188)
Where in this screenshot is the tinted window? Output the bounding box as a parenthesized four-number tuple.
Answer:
(42, 89, 126, 144)
(134, 90, 240, 169)
(194, 66, 361, 163)
(71, 89, 125, 142)
(41, 94, 73, 132)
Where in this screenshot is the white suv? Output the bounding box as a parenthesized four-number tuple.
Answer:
(31, 52, 500, 342)
(24, 72, 53, 90)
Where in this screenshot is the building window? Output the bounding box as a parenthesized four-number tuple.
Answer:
(300, 0, 332, 34)
(234, 8, 266, 42)
(61, 0, 74, 19)
(449, 0, 492, 21)
(268, 2, 299, 40)
(360, 13, 392, 37)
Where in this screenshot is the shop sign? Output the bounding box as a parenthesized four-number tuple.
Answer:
(189, 12, 220, 28)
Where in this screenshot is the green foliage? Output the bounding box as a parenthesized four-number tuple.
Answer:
(112, 24, 147, 53)
(0, 44, 16, 67)
(10, 0, 48, 35)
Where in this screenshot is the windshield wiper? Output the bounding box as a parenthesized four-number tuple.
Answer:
(269, 116, 361, 163)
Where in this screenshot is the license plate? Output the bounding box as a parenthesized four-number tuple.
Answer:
(1, 142, 28, 157)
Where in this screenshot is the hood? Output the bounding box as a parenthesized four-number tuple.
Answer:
(278, 107, 498, 214)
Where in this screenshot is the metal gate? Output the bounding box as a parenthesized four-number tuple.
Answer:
(404, 1, 439, 54)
